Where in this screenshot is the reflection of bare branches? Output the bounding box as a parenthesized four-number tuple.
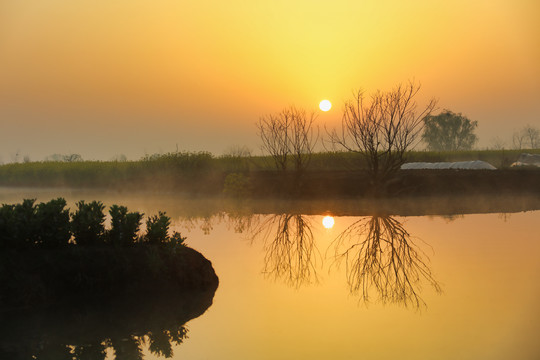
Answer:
(441, 214, 464, 223)
(224, 212, 260, 234)
(251, 214, 320, 288)
(176, 215, 216, 235)
(331, 216, 441, 308)
(498, 213, 511, 222)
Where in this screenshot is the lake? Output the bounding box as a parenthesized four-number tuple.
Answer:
(1, 188, 539, 359)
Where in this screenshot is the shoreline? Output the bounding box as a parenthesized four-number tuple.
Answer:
(1, 184, 538, 217)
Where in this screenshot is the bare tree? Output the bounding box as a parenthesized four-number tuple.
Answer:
(257, 106, 318, 173)
(523, 125, 540, 149)
(489, 136, 506, 150)
(329, 81, 436, 189)
(513, 125, 540, 150)
(513, 130, 525, 150)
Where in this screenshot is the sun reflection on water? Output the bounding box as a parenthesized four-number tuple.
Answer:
(322, 216, 335, 229)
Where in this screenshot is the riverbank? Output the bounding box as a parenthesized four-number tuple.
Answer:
(244, 168, 540, 199)
(0, 149, 539, 197)
(0, 167, 538, 198)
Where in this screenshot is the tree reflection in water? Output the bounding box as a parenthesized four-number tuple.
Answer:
(250, 214, 320, 288)
(331, 215, 442, 308)
(0, 288, 215, 360)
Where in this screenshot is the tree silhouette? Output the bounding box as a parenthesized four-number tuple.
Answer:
(257, 106, 318, 173)
(329, 81, 436, 191)
(422, 110, 478, 151)
(73, 342, 107, 360)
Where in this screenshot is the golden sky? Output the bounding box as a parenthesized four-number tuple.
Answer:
(1, 0, 539, 160)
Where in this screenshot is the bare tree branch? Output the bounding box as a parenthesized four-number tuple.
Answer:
(329, 81, 436, 189)
(257, 106, 319, 173)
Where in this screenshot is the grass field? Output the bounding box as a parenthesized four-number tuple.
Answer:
(0, 149, 538, 193)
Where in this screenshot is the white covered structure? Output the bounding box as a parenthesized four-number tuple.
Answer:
(401, 160, 497, 170)
(511, 153, 540, 167)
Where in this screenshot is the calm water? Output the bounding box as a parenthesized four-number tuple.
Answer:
(1, 188, 539, 359)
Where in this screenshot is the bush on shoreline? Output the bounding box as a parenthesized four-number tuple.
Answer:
(0, 198, 184, 249)
(0, 199, 219, 309)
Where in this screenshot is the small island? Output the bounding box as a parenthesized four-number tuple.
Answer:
(0, 198, 219, 309)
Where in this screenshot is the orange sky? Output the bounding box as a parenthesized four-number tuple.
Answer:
(1, 0, 539, 161)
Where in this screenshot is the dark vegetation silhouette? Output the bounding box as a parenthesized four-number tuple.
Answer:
(0, 198, 219, 308)
(422, 110, 478, 151)
(0, 148, 539, 199)
(0, 285, 216, 359)
(328, 81, 437, 193)
(330, 215, 442, 309)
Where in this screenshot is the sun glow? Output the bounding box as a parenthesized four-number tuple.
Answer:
(322, 216, 335, 229)
(319, 100, 332, 112)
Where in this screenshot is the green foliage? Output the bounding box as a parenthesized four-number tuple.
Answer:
(0, 199, 189, 250)
(422, 110, 478, 151)
(71, 201, 106, 246)
(145, 212, 171, 244)
(148, 330, 174, 358)
(141, 151, 213, 171)
(35, 198, 71, 248)
(167, 232, 187, 254)
(223, 172, 251, 197)
(220, 145, 252, 172)
(109, 337, 143, 360)
(73, 343, 107, 360)
(5, 199, 37, 249)
(0, 147, 538, 195)
(0, 198, 71, 249)
(34, 343, 73, 360)
(0, 203, 17, 249)
(108, 205, 143, 246)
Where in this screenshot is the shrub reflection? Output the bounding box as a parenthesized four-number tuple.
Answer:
(0, 288, 215, 359)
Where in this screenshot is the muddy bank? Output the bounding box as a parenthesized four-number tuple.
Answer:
(247, 169, 540, 199)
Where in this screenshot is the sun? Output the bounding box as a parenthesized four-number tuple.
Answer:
(319, 99, 332, 112)
(322, 216, 335, 229)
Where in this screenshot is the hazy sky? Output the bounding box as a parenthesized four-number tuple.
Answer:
(1, 0, 539, 161)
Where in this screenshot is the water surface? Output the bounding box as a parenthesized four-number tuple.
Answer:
(1, 188, 539, 359)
